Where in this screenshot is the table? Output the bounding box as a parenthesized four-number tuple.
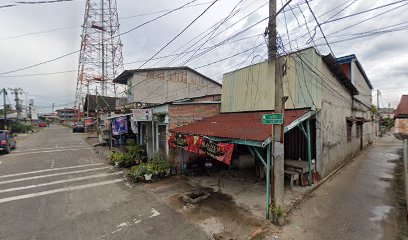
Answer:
(284, 160, 315, 186)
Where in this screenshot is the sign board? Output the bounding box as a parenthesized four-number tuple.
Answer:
(112, 116, 128, 135)
(132, 109, 152, 121)
(262, 113, 284, 125)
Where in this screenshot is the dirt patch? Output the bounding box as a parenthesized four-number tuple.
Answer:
(169, 188, 262, 240)
(392, 151, 408, 240)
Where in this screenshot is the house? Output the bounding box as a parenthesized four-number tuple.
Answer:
(112, 66, 222, 106)
(83, 94, 125, 117)
(394, 95, 408, 139)
(56, 108, 76, 122)
(379, 108, 395, 119)
(169, 47, 375, 217)
(134, 94, 221, 159)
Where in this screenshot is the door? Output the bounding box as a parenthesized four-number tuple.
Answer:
(157, 125, 168, 155)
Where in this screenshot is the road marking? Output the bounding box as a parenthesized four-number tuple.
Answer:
(0, 179, 123, 204)
(0, 166, 111, 185)
(13, 145, 89, 153)
(9, 148, 92, 156)
(0, 163, 104, 179)
(50, 159, 55, 169)
(0, 172, 122, 193)
(149, 208, 160, 218)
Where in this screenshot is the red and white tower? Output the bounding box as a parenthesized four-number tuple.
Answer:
(75, 0, 124, 110)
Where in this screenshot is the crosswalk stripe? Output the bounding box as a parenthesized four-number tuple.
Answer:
(0, 179, 123, 204)
(0, 172, 123, 193)
(13, 145, 88, 153)
(8, 148, 92, 156)
(0, 166, 111, 185)
(0, 163, 104, 179)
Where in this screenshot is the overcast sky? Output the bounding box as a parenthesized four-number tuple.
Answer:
(0, 0, 407, 113)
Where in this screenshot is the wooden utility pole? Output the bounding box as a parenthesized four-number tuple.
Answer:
(269, 0, 285, 208)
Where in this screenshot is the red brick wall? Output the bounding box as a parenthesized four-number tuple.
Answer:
(168, 103, 220, 130)
(340, 63, 351, 80)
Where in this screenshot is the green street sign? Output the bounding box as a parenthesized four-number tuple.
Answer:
(262, 113, 284, 125)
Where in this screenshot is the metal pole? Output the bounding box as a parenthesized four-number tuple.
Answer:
(2, 89, 7, 130)
(306, 119, 312, 185)
(266, 143, 271, 219)
(181, 149, 185, 174)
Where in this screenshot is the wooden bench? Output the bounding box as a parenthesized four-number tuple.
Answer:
(284, 170, 300, 189)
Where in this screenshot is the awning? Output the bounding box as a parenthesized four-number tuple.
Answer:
(170, 108, 314, 147)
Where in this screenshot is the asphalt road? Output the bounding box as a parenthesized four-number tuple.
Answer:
(279, 133, 402, 240)
(0, 125, 209, 240)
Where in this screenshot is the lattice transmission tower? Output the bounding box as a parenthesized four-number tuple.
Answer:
(75, 0, 124, 110)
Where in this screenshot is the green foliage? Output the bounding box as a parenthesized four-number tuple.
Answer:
(10, 122, 32, 133)
(371, 104, 378, 114)
(151, 151, 170, 173)
(109, 151, 133, 167)
(0, 104, 12, 115)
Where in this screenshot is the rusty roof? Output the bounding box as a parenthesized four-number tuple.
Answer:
(395, 95, 408, 118)
(170, 109, 310, 142)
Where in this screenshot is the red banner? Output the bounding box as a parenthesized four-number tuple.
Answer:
(169, 134, 234, 165)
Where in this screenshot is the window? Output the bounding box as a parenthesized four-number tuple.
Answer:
(347, 120, 353, 142)
(356, 123, 362, 138)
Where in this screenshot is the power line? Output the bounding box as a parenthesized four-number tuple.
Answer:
(138, 0, 219, 69)
(305, 0, 335, 57)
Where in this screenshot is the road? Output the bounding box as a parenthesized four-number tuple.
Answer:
(0, 125, 209, 240)
(278, 133, 404, 240)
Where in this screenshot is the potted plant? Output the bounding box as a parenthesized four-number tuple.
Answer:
(143, 163, 153, 181)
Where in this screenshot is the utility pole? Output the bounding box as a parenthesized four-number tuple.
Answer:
(2, 89, 7, 130)
(377, 89, 380, 110)
(269, 0, 285, 209)
(11, 88, 23, 121)
(52, 103, 55, 113)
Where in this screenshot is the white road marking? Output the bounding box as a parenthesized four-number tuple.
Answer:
(111, 228, 122, 234)
(149, 208, 160, 218)
(0, 163, 104, 179)
(50, 159, 55, 169)
(13, 145, 88, 153)
(0, 172, 122, 193)
(0, 179, 123, 204)
(117, 222, 130, 228)
(0, 166, 111, 185)
(9, 148, 91, 156)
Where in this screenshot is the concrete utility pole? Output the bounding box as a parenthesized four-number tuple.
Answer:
(52, 103, 55, 113)
(269, 0, 285, 208)
(377, 89, 381, 110)
(11, 88, 23, 121)
(2, 89, 7, 130)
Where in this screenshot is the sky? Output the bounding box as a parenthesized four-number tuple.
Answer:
(0, 0, 407, 113)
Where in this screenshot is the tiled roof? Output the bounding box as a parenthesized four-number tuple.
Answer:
(169, 109, 310, 142)
(395, 95, 408, 118)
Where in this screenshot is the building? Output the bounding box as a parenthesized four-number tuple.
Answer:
(83, 94, 125, 117)
(169, 47, 375, 217)
(379, 108, 395, 119)
(134, 94, 221, 159)
(112, 66, 222, 106)
(394, 95, 408, 139)
(56, 108, 76, 122)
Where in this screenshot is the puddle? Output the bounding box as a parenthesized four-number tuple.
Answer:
(200, 217, 224, 235)
(369, 205, 393, 221)
(169, 189, 261, 240)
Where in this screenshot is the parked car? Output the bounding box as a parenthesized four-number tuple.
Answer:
(38, 122, 47, 127)
(73, 123, 85, 133)
(0, 130, 16, 154)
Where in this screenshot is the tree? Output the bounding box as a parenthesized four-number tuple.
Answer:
(0, 104, 13, 115)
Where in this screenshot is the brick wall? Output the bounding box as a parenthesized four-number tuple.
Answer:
(168, 103, 220, 130)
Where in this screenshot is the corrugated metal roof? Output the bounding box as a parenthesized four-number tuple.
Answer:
(395, 95, 408, 118)
(113, 66, 221, 86)
(169, 109, 310, 142)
